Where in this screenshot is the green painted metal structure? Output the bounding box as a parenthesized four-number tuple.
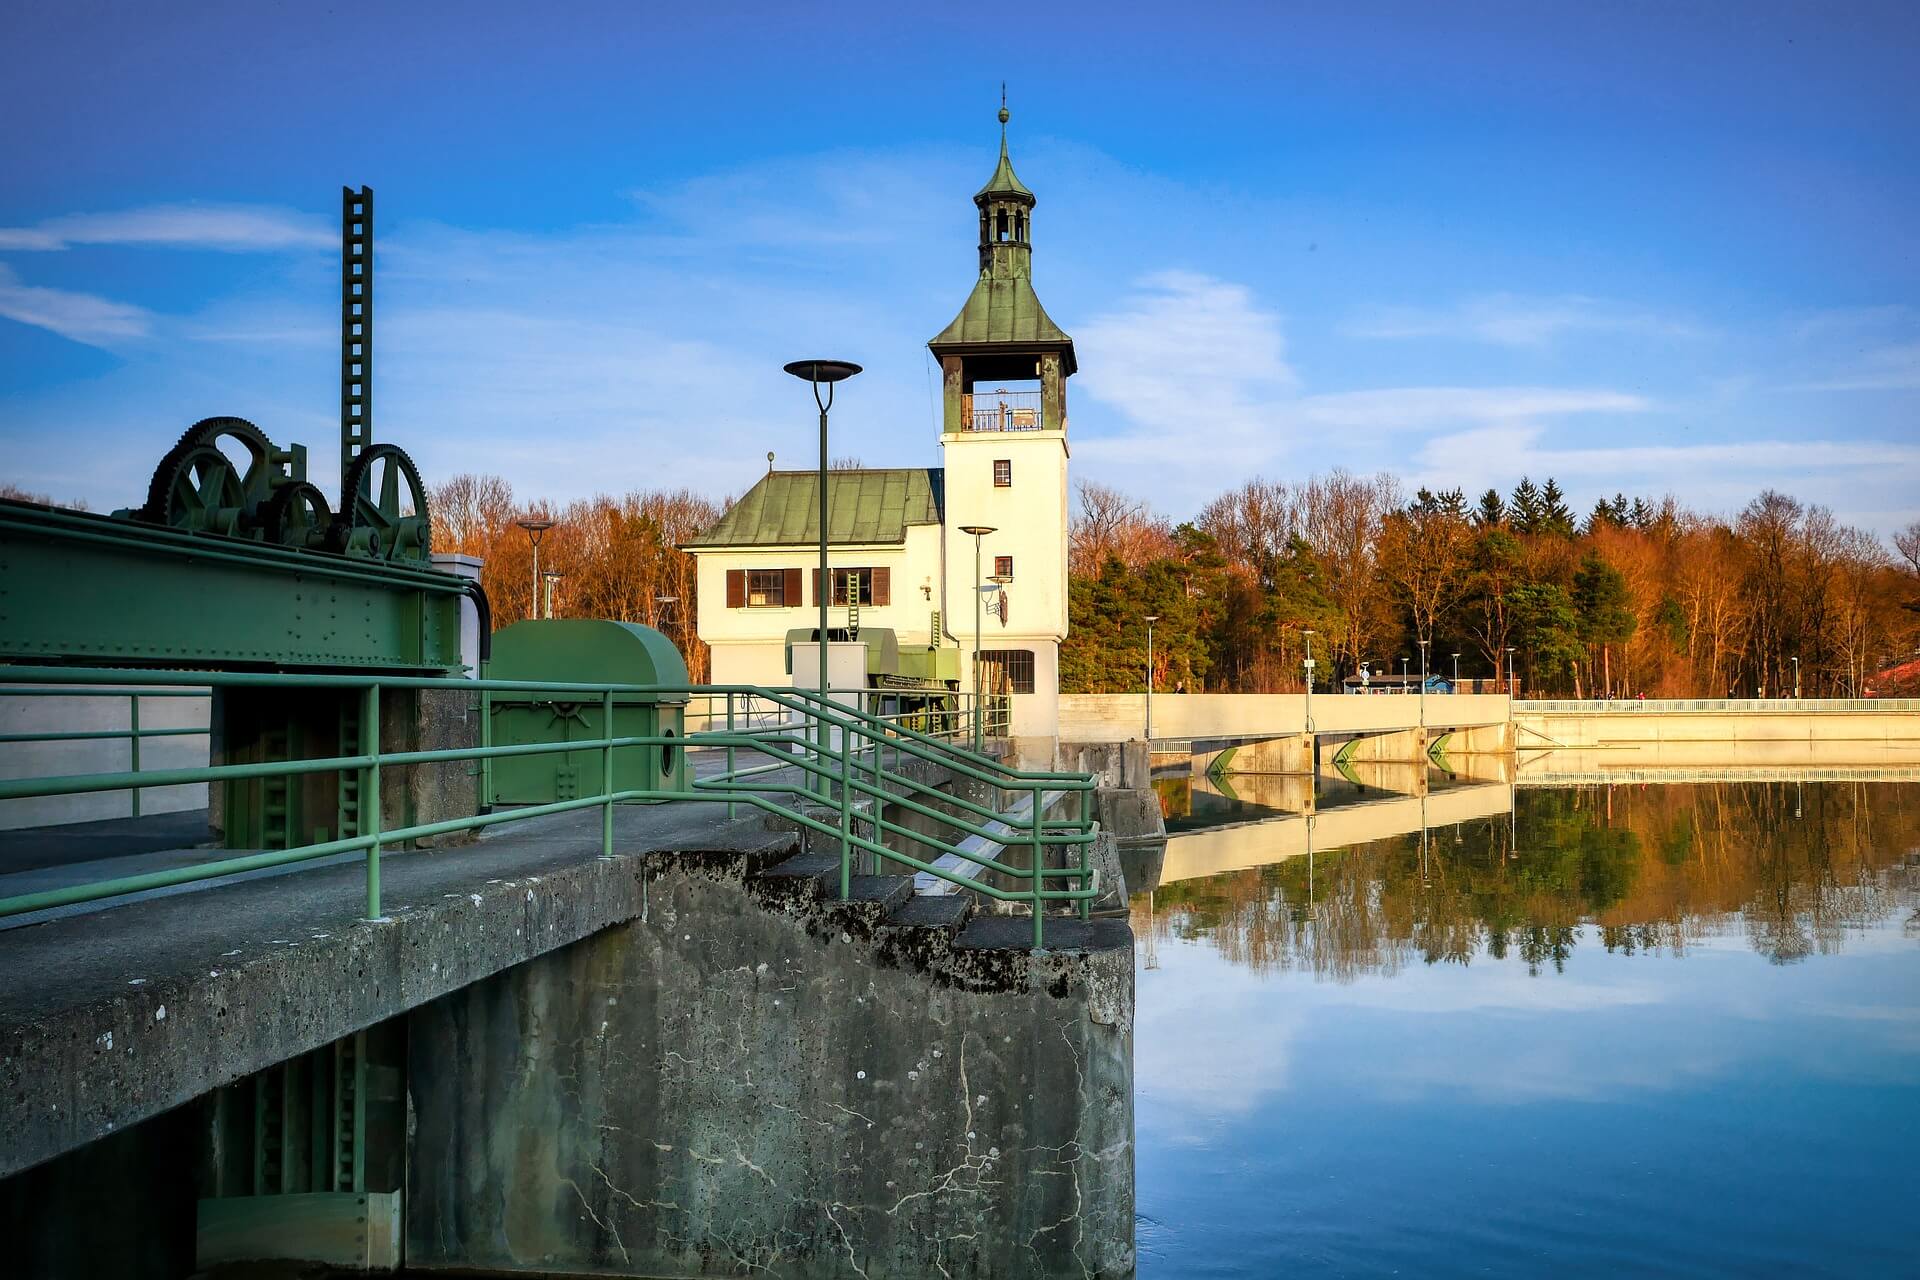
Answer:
(0, 665, 1098, 948)
(0, 498, 465, 673)
(487, 620, 691, 803)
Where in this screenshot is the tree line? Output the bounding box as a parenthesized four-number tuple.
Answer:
(1064, 473, 1920, 698)
(427, 467, 1919, 699)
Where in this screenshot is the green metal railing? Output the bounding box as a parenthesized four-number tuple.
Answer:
(0, 685, 210, 818)
(0, 666, 1095, 947)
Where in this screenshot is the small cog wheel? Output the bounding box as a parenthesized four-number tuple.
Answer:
(262, 480, 334, 550)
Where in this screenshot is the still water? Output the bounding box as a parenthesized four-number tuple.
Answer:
(1129, 776, 1920, 1278)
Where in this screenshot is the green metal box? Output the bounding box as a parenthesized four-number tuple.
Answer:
(486, 620, 690, 805)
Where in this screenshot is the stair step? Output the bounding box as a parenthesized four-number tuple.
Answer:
(844, 875, 914, 911)
(885, 893, 972, 930)
(759, 853, 837, 887)
(954, 915, 1132, 954)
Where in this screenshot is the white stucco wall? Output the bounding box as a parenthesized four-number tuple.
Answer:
(692, 525, 947, 651)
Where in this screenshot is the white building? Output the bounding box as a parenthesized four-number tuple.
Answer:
(686, 105, 1076, 746)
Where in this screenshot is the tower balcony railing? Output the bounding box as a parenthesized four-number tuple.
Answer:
(964, 390, 1045, 432)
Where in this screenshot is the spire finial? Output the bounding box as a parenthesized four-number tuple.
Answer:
(998, 83, 1009, 130)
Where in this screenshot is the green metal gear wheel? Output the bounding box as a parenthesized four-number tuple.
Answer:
(141, 416, 277, 525)
(153, 444, 249, 536)
(261, 480, 334, 550)
(332, 443, 431, 562)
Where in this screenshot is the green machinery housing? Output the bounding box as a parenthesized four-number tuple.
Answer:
(0, 186, 488, 850)
(487, 620, 690, 803)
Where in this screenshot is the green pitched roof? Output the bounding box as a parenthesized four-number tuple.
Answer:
(929, 275, 1075, 366)
(975, 137, 1033, 201)
(685, 468, 944, 549)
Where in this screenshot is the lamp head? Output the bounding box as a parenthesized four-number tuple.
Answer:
(960, 524, 996, 536)
(782, 359, 862, 383)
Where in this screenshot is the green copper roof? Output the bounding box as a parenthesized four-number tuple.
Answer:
(975, 136, 1033, 201)
(929, 274, 1074, 355)
(685, 468, 944, 548)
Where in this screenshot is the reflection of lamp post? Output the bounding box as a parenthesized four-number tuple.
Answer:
(784, 359, 862, 788)
(542, 570, 562, 620)
(516, 518, 553, 619)
(1144, 615, 1161, 744)
(959, 524, 997, 751)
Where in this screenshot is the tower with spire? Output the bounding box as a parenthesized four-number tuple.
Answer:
(931, 91, 1074, 746)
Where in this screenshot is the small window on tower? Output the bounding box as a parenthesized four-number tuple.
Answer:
(993, 459, 1012, 487)
(994, 555, 1014, 579)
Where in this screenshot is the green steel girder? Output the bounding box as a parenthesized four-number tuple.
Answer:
(0, 498, 464, 672)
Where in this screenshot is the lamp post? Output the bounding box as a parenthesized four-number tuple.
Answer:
(1505, 646, 1517, 698)
(784, 359, 862, 791)
(1302, 628, 1316, 734)
(516, 518, 553, 620)
(1145, 615, 1160, 745)
(1791, 655, 1801, 700)
(959, 524, 997, 751)
(1399, 656, 1409, 690)
(1451, 652, 1461, 687)
(542, 570, 562, 620)
(1417, 638, 1429, 727)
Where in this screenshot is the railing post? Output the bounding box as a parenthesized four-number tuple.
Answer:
(1030, 783, 1044, 949)
(362, 683, 381, 921)
(725, 692, 736, 820)
(1079, 786, 1091, 922)
(837, 719, 853, 900)
(601, 688, 615, 857)
(128, 693, 141, 819)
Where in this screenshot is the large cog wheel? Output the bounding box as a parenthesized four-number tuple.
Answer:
(333, 443, 432, 563)
(154, 445, 248, 535)
(141, 416, 277, 525)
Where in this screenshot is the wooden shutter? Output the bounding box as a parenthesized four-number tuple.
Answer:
(726, 569, 745, 608)
(810, 568, 821, 606)
(872, 567, 890, 605)
(783, 567, 802, 606)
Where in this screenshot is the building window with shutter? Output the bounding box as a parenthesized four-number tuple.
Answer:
(979, 649, 1035, 694)
(993, 459, 1012, 487)
(994, 555, 1013, 579)
(727, 568, 798, 607)
(813, 566, 892, 606)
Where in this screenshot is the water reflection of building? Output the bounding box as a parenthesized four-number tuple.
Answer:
(1129, 778, 1920, 980)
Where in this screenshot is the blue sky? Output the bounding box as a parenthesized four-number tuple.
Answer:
(4, 1, 1918, 532)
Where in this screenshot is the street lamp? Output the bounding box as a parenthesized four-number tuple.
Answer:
(784, 359, 862, 793)
(1399, 655, 1409, 690)
(516, 518, 553, 620)
(1791, 655, 1801, 700)
(1417, 638, 1429, 727)
(654, 594, 678, 631)
(1451, 652, 1461, 686)
(1145, 615, 1160, 744)
(1505, 646, 1517, 698)
(542, 570, 563, 620)
(1302, 629, 1317, 734)
(959, 524, 997, 751)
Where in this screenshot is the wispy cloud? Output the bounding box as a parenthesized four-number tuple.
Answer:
(0, 203, 333, 253)
(0, 263, 151, 346)
(1342, 293, 1709, 347)
(1789, 340, 1920, 392)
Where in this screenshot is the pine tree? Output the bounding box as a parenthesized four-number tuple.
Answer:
(1476, 488, 1506, 527)
(1510, 477, 1544, 535)
(1540, 478, 1576, 538)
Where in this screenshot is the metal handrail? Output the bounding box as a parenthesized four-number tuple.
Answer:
(1, 683, 212, 818)
(0, 665, 1098, 947)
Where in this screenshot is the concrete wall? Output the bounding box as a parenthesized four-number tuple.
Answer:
(0, 689, 209, 830)
(1515, 707, 1920, 765)
(1059, 692, 1510, 743)
(407, 851, 1134, 1280)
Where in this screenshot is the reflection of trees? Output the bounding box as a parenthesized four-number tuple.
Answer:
(1131, 783, 1920, 979)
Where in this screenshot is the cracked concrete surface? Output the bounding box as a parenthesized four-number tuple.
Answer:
(407, 850, 1135, 1278)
